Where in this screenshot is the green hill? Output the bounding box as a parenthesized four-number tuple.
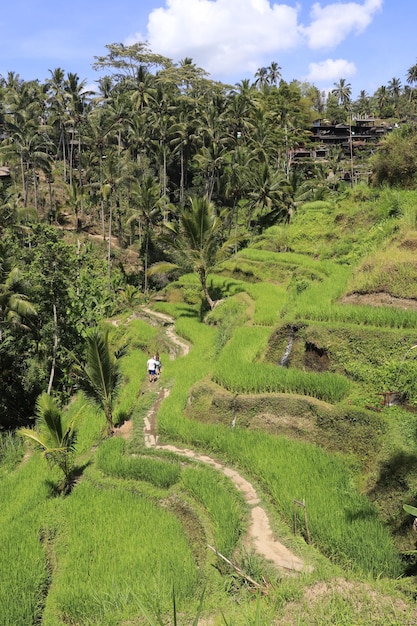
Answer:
(3, 186, 417, 625)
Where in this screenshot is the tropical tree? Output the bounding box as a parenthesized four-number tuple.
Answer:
(332, 78, 352, 109)
(246, 162, 283, 229)
(1, 110, 52, 210)
(128, 175, 165, 293)
(148, 195, 232, 310)
(0, 243, 36, 342)
(370, 124, 417, 187)
(64, 72, 92, 187)
(72, 327, 125, 434)
(406, 60, 417, 89)
(92, 42, 172, 82)
(374, 85, 391, 117)
(18, 392, 79, 493)
(254, 67, 268, 89)
(267, 61, 282, 87)
(354, 90, 371, 117)
(388, 77, 402, 112)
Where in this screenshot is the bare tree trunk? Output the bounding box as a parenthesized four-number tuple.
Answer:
(33, 166, 38, 213)
(107, 203, 112, 292)
(144, 230, 149, 293)
(47, 303, 58, 395)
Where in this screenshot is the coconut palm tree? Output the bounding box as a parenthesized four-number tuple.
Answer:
(406, 60, 417, 88)
(332, 78, 352, 109)
(254, 67, 268, 89)
(18, 392, 79, 493)
(388, 77, 402, 108)
(0, 244, 37, 342)
(148, 195, 232, 310)
(267, 61, 282, 87)
(355, 90, 371, 117)
(72, 327, 125, 434)
(127, 175, 165, 293)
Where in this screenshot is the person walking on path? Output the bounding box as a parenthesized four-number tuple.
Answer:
(154, 353, 162, 379)
(147, 355, 157, 382)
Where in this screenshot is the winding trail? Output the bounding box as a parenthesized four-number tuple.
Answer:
(125, 306, 308, 574)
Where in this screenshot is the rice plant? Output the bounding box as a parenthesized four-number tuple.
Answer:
(155, 308, 400, 578)
(41, 480, 199, 625)
(0, 431, 24, 473)
(213, 326, 350, 403)
(295, 303, 417, 329)
(182, 464, 246, 556)
(96, 437, 181, 488)
(0, 456, 51, 626)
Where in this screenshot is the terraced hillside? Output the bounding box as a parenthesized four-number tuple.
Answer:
(3, 187, 417, 625)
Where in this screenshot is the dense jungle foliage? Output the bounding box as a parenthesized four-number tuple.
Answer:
(3, 43, 417, 428)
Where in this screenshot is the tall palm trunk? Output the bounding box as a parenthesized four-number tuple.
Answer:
(47, 303, 58, 395)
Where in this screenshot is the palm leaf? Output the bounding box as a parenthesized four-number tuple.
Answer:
(72, 327, 123, 432)
(147, 261, 179, 277)
(404, 504, 417, 517)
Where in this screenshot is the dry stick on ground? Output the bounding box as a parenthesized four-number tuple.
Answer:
(207, 544, 265, 591)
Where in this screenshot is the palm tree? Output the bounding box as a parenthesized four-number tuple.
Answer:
(406, 60, 417, 88)
(388, 77, 402, 106)
(148, 195, 231, 310)
(332, 78, 352, 108)
(18, 392, 78, 493)
(267, 61, 282, 87)
(355, 90, 371, 117)
(246, 162, 283, 229)
(375, 85, 389, 117)
(1, 110, 52, 210)
(0, 244, 37, 341)
(64, 73, 92, 187)
(130, 65, 157, 112)
(46, 67, 69, 176)
(222, 146, 252, 245)
(127, 175, 165, 293)
(254, 67, 268, 89)
(72, 327, 125, 434)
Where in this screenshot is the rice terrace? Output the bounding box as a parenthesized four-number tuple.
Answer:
(4, 45, 417, 625)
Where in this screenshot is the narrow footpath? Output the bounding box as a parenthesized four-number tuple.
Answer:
(121, 306, 309, 574)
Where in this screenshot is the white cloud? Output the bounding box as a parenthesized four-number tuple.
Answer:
(128, 0, 302, 78)
(126, 0, 382, 83)
(306, 58, 357, 82)
(303, 0, 383, 49)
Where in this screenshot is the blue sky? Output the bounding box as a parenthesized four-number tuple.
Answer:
(0, 0, 415, 98)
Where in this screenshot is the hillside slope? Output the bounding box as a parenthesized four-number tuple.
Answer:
(3, 187, 417, 625)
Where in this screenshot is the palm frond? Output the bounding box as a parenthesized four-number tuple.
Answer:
(147, 261, 179, 277)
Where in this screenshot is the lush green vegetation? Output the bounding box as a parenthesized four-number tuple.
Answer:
(5, 50, 417, 624)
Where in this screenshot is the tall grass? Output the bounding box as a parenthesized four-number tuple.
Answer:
(245, 282, 287, 325)
(348, 245, 417, 299)
(0, 431, 24, 473)
(161, 415, 402, 578)
(295, 302, 417, 329)
(0, 456, 51, 626)
(213, 327, 350, 402)
(115, 347, 148, 426)
(182, 464, 246, 556)
(42, 480, 199, 626)
(96, 437, 181, 488)
(155, 308, 400, 578)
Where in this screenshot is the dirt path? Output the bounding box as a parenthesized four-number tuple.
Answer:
(122, 306, 308, 574)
